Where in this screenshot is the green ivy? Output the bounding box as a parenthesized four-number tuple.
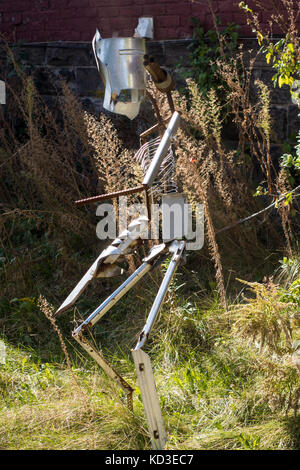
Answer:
(280, 130, 300, 186)
(239, 2, 300, 105)
(178, 16, 240, 108)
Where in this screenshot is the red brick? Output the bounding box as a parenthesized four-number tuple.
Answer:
(156, 15, 180, 28)
(23, 11, 47, 22)
(218, 0, 239, 13)
(0, 1, 30, 13)
(95, 6, 119, 17)
(177, 26, 193, 39)
(16, 31, 32, 41)
(92, 17, 112, 30)
(142, 4, 166, 16)
(88, 0, 116, 5)
(0, 23, 16, 32)
(57, 7, 99, 19)
(1, 0, 300, 43)
(46, 20, 66, 31)
(232, 12, 248, 25)
(48, 0, 71, 9)
(154, 27, 169, 39)
(89, 0, 132, 5)
(112, 0, 134, 4)
(191, 3, 214, 16)
(118, 6, 142, 17)
(3, 12, 22, 24)
(217, 12, 234, 25)
(166, 28, 178, 39)
(29, 21, 46, 31)
(34, 0, 49, 11)
(67, 0, 89, 8)
(165, 2, 192, 16)
(110, 16, 137, 30)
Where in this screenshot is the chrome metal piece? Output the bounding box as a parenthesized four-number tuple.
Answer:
(0, 80, 5, 105)
(143, 243, 166, 263)
(55, 216, 148, 316)
(134, 17, 154, 39)
(161, 193, 188, 241)
(135, 240, 185, 350)
(73, 262, 152, 334)
(92, 30, 146, 119)
(132, 349, 167, 450)
(142, 112, 180, 187)
(131, 240, 185, 450)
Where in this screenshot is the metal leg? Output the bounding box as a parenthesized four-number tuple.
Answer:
(73, 262, 152, 334)
(132, 240, 185, 450)
(70, 242, 171, 413)
(135, 240, 185, 350)
(132, 349, 167, 449)
(74, 331, 134, 411)
(57, 236, 185, 449)
(72, 261, 153, 412)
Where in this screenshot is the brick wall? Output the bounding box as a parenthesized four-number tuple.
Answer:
(0, 0, 299, 42)
(1, 39, 298, 151)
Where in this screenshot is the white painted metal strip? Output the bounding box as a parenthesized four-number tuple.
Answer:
(132, 349, 167, 450)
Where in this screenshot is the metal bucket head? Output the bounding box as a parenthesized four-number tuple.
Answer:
(92, 30, 146, 120)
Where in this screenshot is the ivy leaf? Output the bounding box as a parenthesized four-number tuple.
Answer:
(257, 31, 264, 46)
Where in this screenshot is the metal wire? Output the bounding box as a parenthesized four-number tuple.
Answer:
(134, 136, 178, 198)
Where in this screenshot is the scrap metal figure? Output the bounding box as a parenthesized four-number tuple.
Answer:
(56, 28, 189, 450)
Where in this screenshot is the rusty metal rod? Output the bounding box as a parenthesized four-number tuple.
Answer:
(75, 185, 146, 206)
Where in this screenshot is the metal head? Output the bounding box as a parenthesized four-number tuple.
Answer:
(92, 30, 146, 120)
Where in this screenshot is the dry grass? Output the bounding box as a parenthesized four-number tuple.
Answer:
(229, 278, 295, 353)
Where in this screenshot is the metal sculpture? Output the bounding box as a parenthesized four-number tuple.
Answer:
(56, 28, 189, 450)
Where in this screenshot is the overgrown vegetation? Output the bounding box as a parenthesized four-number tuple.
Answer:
(178, 16, 240, 107)
(0, 0, 300, 451)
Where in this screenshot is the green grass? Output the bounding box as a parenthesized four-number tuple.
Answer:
(1, 215, 299, 450)
(1, 279, 299, 450)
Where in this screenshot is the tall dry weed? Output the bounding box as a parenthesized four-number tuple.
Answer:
(0, 42, 143, 299)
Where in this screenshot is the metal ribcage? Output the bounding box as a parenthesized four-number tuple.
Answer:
(134, 136, 178, 197)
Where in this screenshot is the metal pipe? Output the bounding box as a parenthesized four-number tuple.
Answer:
(134, 240, 185, 350)
(73, 262, 152, 334)
(142, 111, 180, 187)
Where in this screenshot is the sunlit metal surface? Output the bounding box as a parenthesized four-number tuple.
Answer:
(132, 349, 167, 450)
(92, 30, 146, 119)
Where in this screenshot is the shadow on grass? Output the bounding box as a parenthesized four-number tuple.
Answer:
(282, 415, 300, 450)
